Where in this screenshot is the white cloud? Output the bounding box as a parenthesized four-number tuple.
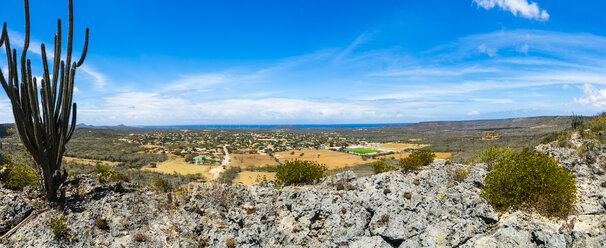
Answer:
(575, 84, 606, 107)
(467, 110, 481, 116)
(473, 0, 549, 21)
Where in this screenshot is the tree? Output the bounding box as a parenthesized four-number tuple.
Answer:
(0, 0, 89, 201)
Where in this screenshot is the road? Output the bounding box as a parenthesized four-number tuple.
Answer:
(210, 145, 230, 179)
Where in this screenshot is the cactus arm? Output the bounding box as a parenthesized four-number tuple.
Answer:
(65, 0, 73, 71)
(51, 19, 61, 107)
(76, 28, 88, 67)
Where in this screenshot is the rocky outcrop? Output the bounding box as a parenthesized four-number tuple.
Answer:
(0, 189, 33, 236)
(0, 138, 605, 247)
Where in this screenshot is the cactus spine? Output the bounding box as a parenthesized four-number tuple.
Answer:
(0, 0, 89, 201)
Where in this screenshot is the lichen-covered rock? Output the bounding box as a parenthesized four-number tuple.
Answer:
(0, 188, 33, 236)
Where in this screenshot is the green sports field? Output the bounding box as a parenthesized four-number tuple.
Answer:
(345, 148, 382, 154)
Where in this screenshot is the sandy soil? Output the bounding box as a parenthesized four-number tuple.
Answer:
(274, 149, 375, 170)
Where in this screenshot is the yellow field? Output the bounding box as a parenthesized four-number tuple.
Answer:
(233, 171, 276, 185)
(142, 155, 218, 179)
(362, 142, 429, 152)
(274, 149, 375, 170)
(63, 156, 120, 166)
(376, 152, 452, 160)
(230, 154, 279, 167)
(531, 124, 554, 129)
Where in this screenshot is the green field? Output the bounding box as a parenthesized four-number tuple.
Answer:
(345, 148, 382, 154)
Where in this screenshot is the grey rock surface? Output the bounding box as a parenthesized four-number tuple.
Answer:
(0, 133, 605, 247)
(0, 188, 33, 236)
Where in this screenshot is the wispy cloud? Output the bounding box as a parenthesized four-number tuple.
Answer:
(368, 66, 500, 77)
(472, 98, 513, 104)
(334, 32, 375, 62)
(165, 72, 258, 93)
(79, 65, 107, 88)
(473, 0, 549, 21)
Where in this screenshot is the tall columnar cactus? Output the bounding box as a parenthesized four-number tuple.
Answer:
(0, 0, 89, 201)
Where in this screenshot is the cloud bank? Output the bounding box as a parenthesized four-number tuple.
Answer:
(575, 84, 606, 107)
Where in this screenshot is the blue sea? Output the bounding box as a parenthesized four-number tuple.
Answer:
(144, 123, 414, 129)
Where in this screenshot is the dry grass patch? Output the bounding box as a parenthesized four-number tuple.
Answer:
(230, 154, 280, 168)
(233, 171, 276, 185)
(377, 152, 452, 160)
(531, 124, 554, 129)
(275, 149, 375, 170)
(63, 156, 120, 166)
(142, 155, 218, 178)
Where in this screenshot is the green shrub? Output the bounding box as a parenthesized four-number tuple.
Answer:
(94, 162, 130, 183)
(398, 157, 423, 173)
(0, 156, 38, 191)
(571, 113, 584, 130)
(275, 160, 327, 187)
(558, 139, 574, 148)
(409, 149, 436, 166)
(475, 145, 511, 167)
(482, 150, 576, 217)
(46, 214, 68, 239)
(218, 166, 242, 185)
(152, 177, 172, 192)
(373, 160, 396, 174)
(95, 163, 112, 183)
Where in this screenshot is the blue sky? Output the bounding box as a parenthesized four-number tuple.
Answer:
(1, 0, 606, 125)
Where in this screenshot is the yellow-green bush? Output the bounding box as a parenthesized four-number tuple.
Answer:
(46, 214, 69, 239)
(275, 159, 327, 187)
(475, 145, 511, 167)
(0, 155, 38, 191)
(398, 157, 423, 173)
(482, 150, 576, 217)
(373, 160, 396, 174)
(409, 149, 436, 166)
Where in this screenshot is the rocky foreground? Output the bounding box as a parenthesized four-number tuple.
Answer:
(1, 141, 606, 247)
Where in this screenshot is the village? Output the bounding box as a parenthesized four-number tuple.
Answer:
(114, 129, 441, 184)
